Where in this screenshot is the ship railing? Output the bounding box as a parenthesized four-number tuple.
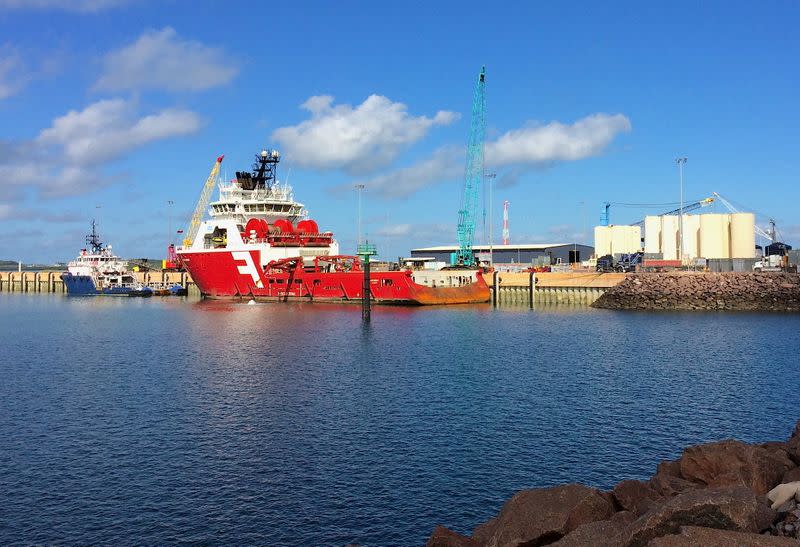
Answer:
(242, 232, 334, 245)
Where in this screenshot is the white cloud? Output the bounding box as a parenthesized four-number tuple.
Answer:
(273, 94, 458, 174)
(94, 27, 238, 92)
(486, 113, 631, 167)
(37, 98, 201, 165)
(344, 113, 631, 200)
(0, 47, 28, 99)
(0, 0, 130, 11)
(346, 146, 463, 199)
(0, 98, 201, 201)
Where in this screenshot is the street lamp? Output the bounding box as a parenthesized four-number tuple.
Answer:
(167, 200, 174, 246)
(354, 184, 365, 248)
(675, 157, 687, 261)
(485, 172, 496, 265)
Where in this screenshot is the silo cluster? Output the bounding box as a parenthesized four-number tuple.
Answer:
(594, 225, 642, 256)
(644, 213, 756, 259)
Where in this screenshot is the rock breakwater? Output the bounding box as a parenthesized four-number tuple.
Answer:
(591, 272, 800, 311)
(426, 422, 800, 546)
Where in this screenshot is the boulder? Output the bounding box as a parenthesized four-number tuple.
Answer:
(614, 486, 775, 547)
(548, 519, 626, 547)
(766, 482, 800, 510)
(648, 461, 698, 498)
(612, 480, 663, 516)
(426, 526, 478, 547)
(647, 525, 799, 546)
(782, 467, 800, 483)
(678, 440, 793, 494)
(786, 421, 800, 464)
(472, 483, 614, 547)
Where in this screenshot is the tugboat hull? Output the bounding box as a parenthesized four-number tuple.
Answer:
(179, 250, 490, 305)
(61, 274, 133, 296)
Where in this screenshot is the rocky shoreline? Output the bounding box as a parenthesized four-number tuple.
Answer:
(426, 422, 800, 546)
(592, 272, 800, 311)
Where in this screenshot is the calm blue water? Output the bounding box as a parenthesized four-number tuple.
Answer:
(1, 294, 798, 546)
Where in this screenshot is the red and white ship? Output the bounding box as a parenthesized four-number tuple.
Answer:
(177, 148, 489, 305)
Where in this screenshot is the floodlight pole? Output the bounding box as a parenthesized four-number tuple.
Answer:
(675, 158, 687, 261)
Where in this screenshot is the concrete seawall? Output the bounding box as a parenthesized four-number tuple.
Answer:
(492, 271, 628, 306)
(2, 269, 627, 304)
(593, 272, 800, 311)
(0, 271, 201, 297)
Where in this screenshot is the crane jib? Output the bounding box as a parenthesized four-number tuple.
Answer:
(454, 66, 486, 267)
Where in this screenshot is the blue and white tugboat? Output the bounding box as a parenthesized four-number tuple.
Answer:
(61, 221, 144, 296)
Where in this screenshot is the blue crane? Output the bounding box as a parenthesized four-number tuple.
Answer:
(453, 66, 486, 267)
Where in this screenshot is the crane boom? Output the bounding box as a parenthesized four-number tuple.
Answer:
(183, 155, 224, 247)
(711, 192, 773, 240)
(454, 66, 486, 267)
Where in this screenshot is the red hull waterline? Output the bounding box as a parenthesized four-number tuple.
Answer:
(179, 250, 490, 305)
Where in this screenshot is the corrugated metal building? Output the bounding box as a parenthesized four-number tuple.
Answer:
(409, 243, 594, 265)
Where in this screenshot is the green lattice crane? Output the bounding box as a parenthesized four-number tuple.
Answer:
(454, 66, 486, 267)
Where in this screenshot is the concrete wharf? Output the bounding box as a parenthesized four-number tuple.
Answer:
(0, 271, 201, 297)
(0, 269, 628, 306)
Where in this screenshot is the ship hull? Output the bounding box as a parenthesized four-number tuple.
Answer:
(178, 249, 490, 305)
(61, 273, 134, 296)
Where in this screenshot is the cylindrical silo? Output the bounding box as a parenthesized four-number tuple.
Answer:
(594, 226, 610, 256)
(661, 215, 679, 260)
(612, 225, 642, 254)
(730, 213, 756, 258)
(644, 216, 661, 254)
(699, 213, 730, 259)
(681, 214, 701, 259)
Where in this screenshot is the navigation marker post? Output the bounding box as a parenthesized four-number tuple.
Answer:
(357, 242, 377, 322)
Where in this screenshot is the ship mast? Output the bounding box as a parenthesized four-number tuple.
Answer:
(85, 220, 103, 253)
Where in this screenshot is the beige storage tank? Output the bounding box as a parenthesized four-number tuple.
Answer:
(681, 214, 701, 259)
(730, 213, 756, 258)
(594, 226, 611, 256)
(644, 216, 662, 254)
(699, 213, 731, 259)
(661, 215, 679, 260)
(594, 225, 641, 256)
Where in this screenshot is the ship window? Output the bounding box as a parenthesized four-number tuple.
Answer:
(276, 279, 284, 284)
(294, 280, 301, 284)
(268, 279, 275, 284)
(383, 279, 393, 286)
(313, 279, 320, 285)
(258, 204, 265, 211)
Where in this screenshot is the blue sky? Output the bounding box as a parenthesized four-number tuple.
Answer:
(0, 0, 797, 263)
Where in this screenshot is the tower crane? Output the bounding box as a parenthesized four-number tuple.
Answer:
(453, 66, 486, 267)
(182, 155, 224, 247)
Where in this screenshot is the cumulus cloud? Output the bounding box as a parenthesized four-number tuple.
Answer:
(1, 98, 202, 201)
(94, 27, 238, 92)
(345, 113, 631, 200)
(273, 95, 459, 174)
(0, 0, 130, 11)
(486, 114, 631, 167)
(0, 47, 28, 100)
(344, 146, 463, 199)
(38, 98, 201, 165)
(376, 222, 452, 240)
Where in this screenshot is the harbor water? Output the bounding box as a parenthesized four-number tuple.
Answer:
(1, 294, 799, 545)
